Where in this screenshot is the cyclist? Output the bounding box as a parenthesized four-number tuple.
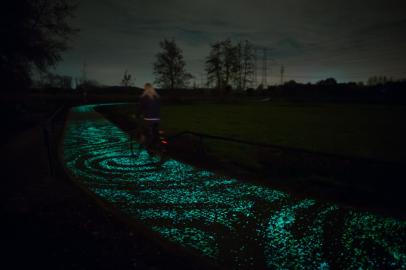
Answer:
(139, 83, 161, 154)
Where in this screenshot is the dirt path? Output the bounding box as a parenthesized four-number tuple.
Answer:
(62, 104, 406, 269)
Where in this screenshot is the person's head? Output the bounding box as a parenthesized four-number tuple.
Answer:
(142, 83, 159, 99)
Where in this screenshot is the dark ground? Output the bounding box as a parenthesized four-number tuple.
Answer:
(2, 100, 405, 269)
(0, 109, 204, 270)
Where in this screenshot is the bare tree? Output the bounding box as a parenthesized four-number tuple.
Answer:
(234, 42, 243, 90)
(206, 39, 254, 90)
(1, 0, 78, 91)
(121, 70, 134, 87)
(153, 39, 192, 90)
(222, 39, 238, 88)
(205, 42, 223, 89)
(205, 39, 238, 89)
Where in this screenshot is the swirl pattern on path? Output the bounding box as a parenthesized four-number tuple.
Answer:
(63, 105, 406, 269)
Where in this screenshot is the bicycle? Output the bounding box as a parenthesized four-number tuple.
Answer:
(128, 116, 168, 165)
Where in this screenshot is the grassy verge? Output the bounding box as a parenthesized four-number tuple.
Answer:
(99, 101, 406, 163)
(96, 101, 406, 214)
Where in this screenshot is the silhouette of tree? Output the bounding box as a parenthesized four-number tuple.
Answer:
(317, 78, 337, 86)
(36, 73, 72, 89)
(153, 39, 192, 90)
(0, 0, 78, 91)
(222, 39, 238, 88)
(206, 39, 254, 90)
(205, 42, 223, 89)
(367, 75, 392, 86)
(285, 80, 298, 86)
(120, 70, 134, 87)
(206, 39, 238, 89)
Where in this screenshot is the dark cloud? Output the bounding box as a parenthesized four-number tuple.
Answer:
(56, 0, 406, 85)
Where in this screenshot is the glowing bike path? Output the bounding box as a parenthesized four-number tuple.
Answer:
(62, 104, 406, 269)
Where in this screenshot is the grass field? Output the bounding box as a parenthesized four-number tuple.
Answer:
(108, 101, 406, 163)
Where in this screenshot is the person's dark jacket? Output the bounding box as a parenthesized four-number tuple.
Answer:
(139, 95, 160, 120)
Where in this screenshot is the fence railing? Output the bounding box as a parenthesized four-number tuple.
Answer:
(42, 106, 67, 176)
(167, 130, 402, 166)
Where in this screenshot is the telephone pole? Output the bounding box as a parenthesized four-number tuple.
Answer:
(253, 48, 258, 88)
(252, 45, 274, 88)
(261, 48, 268, 87)
(280, 65, 285, 85)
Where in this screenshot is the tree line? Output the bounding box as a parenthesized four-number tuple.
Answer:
(153, 38, 256, 91)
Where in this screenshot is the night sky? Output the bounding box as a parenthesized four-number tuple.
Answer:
(56, 0, 406, 86)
